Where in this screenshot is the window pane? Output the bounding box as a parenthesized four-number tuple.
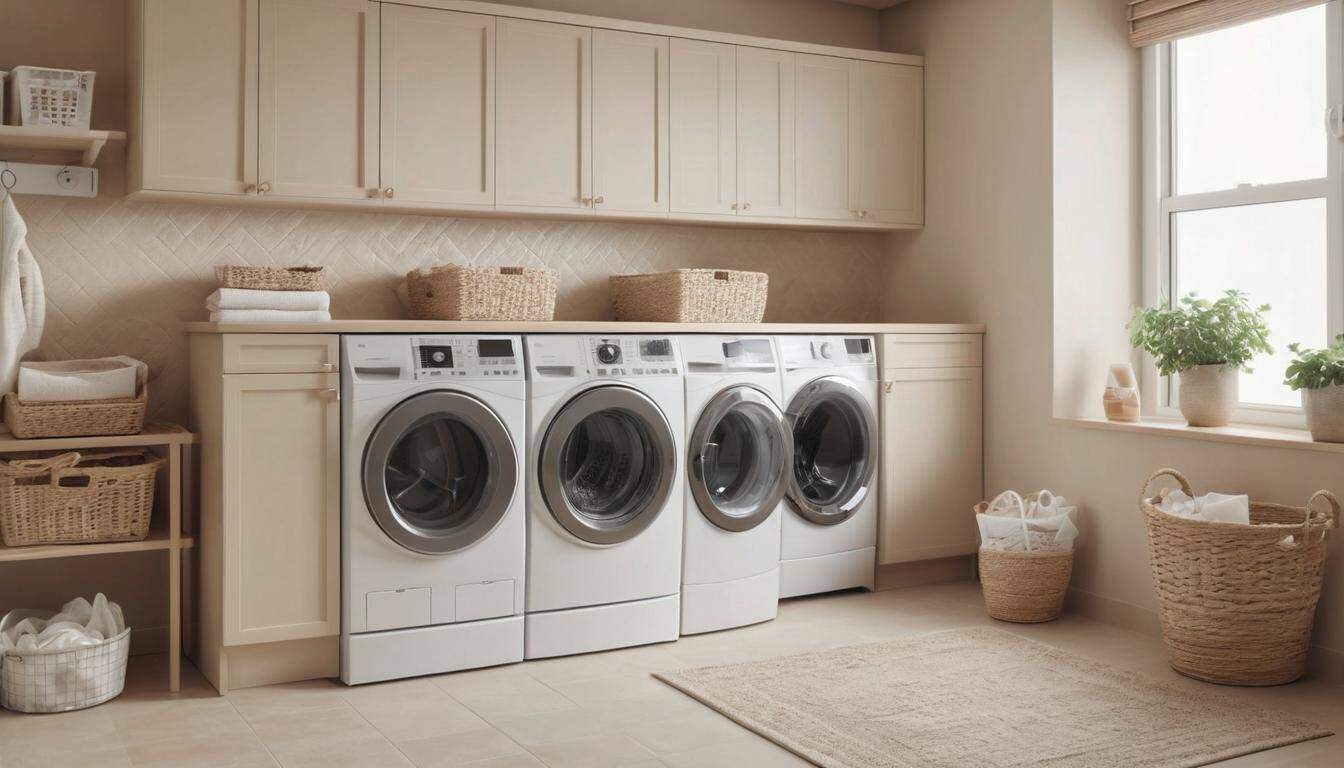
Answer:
(1173, 198, 1328, 408)
(1174, 5, 1326, 194)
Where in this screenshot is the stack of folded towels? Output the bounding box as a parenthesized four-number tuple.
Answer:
(207, 286, 331, 322)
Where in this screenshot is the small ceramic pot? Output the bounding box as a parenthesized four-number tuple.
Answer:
(1304, 384, 1344, 443)
(1178, 364, 1238, 427)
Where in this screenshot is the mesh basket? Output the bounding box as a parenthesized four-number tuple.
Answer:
(7, 67, 95, 129)
(0, 626, 130, 713)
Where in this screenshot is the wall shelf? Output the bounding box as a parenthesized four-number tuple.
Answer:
(0, 124, 127, 167)
(0, 529, 195, 564)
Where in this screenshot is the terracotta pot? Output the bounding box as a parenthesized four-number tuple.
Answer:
(1304, 384, 1344, 443)
(1178, 364, 1238, 427)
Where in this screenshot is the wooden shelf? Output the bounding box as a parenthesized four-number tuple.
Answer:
(0, 422, 196, 453)
(0, 529, 194, 563)
(0, 124, 127, 166)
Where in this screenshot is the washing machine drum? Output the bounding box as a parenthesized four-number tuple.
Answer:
(363, 391, 517, 555)
(785, 376, 878, 525)
(539, 385, 676, 545)
(689, 385, 792, 533)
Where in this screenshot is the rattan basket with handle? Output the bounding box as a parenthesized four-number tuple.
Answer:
(3, 385, 147, 439)
(215, 265, 324, 292)
(0, 451, 163, 547)
(974, 494, 1074, 623)
(406, 265, 558, 321)
(610, 269, 768, 323)
(1140, 468, 1339, 686)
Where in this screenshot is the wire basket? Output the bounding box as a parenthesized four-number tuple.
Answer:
(0, 623, 130, 713)
(610, 269, 768, 323)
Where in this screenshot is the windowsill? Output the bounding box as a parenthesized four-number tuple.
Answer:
(1052, 416, 1344, 455)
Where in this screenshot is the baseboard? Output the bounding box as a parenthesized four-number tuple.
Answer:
(875, 555, 975, 591)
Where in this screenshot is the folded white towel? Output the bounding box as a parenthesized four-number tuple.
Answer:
(18, 356, 147, 402)
(210, 309, 332, 323)
(207, 288, 330, 312)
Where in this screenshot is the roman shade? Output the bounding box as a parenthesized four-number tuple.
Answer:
(1130, 0, 1329, 46)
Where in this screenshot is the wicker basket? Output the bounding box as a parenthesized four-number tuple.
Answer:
(216, 265, 324, 292)
(1, 623, 129, 713)
(974, 499, 1074, 623)
(2, 386, 147, 439)
(0, 451, 163, 547)
(610, 269, 768, 323)
(1140, 468, 1339, 686)
(406, 265, 558, 321)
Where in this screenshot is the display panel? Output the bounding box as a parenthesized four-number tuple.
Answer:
(640, 339, 673, 358)
(477, 339, 515, 358)
(844, 338, 871, 356)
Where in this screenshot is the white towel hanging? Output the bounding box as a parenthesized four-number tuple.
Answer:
(0, 190, 45, 395)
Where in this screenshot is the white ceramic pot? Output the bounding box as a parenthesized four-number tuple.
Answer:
(1178, 364, 1238, 427)
(1303, 384, 1344, 443)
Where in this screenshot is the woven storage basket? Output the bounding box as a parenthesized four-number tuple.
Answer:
(3, 385, 147, 439)
(0, 451, 163, 547)
(1140, 468, 1339, 686)
(610, 269, 768, 323)
(974, 499, 1074, 623)
(1, 625, 129, 713)
(406, 265, 558, 321)
(216, 265, 324, 292)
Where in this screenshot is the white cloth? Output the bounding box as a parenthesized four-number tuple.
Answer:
(207, 288, 330, 312)
(0, 195, 45, 395)
(17, 356, 146, 402)
(1158, 489, 1250, 524)
(0, 594, 125, 653)
(977, 489, 1080, 552)
(210, 309, 332, 323)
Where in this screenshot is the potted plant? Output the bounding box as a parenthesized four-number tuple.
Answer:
(1129, 290, 1273, 427)
(1285, 335, 1344, 443)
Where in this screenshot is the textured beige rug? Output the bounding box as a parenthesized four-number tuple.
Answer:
(654, 628, 1330, 768)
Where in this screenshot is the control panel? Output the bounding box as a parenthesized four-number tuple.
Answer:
(778, 335, 876, 367)
(586, 336, 681, 377)
(410, 336, 523, 380)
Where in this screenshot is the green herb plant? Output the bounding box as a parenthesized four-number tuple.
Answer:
(1284, 335, 1344, 391)
(1128, 290, 1273, 376)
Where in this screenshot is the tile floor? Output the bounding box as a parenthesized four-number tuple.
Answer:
(1, 582, 1340, 767)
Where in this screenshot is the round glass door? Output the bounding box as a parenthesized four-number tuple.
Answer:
(363, 391, 516, 554)
(785, 376, 878, 525)
(690, 386, 791, 532)
(540, 386, 676, 545)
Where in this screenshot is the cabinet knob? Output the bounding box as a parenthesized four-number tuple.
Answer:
(580, 196, 592, 206)
(742, 202, 751, 211)
(367, 188, 380, 199)
(319, 363, 335, 372)
(321, 387, 340, 402)
(731, 203, 738, 211)
(859, 209, 869, 218)
(244, 183, 257, 194)
(884, 381, 894, 394)
(594, 195, 605, 205)
(257, 181, 272, 194)
(383, 187, 395, 199)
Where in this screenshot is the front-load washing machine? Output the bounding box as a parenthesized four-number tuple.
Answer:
(524, 335, 685, 659)
(679, 335, 791, 634)
(341, 335, 526, 684)
(777, 335, 880, 598)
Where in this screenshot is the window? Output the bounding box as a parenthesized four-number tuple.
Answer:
(1146, 2, 1344, 423)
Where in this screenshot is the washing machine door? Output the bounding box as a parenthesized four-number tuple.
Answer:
(539, 385, 677, 545)
(785, 376, 878, 526)
(363, 391, 517, 555)
(689, 385, 792, 533)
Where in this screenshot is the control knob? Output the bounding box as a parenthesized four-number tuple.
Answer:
(596, 343, 622, 365)
(430, 350, 447, 364)
(818, 342, 833, 360)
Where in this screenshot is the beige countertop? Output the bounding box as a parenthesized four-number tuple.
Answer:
(183, 320, 985, 334)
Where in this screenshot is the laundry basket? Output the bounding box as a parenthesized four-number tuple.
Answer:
(0, 450, 162, 547)
(0, 611, 130, 713)
(1140, 468, 1339, 685)
(975, 493, 1074, 623)
(610, 269, 768, 322)
(7, 67, 95, 129)
(406, 265, 558, 321)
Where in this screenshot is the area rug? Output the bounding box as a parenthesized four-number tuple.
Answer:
(653, 627, 1330, 768)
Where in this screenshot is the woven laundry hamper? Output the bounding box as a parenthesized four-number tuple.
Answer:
(216, 265, 324, 291)
(974, 497, 1074, 623)
(610, 269, 768, 323)
(2, 386, 147, 440)
(0, 451, 163, 547)
(1140, 468, 1339, 686)
(406, 266, 558, 321)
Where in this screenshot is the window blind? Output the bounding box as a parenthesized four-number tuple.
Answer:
(1129, 0, 1328, 46)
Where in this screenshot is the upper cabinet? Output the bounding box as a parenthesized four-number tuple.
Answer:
(130, 0, 923, 230)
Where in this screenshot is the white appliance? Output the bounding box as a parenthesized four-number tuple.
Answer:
(524, 335, 685, 658)
(679, 335, 791, 634)
(341, 335, 527, 684)
(777, 335, 880, 598)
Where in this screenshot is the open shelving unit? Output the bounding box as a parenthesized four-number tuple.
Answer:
(0, 422, 197, 691)
(0, 124, 126, 167)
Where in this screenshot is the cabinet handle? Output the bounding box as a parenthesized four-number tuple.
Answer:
(742, 202, 751, 211)
(319, 363, 335, 372)
(594, 195, 605, 205)
(244, 183, 257, 194)
(257, 181, 272, 194)
(321, 387, 340, 402)
(383, 187, 395, 199)
(884, 382, 893, 394)
(580, 196, 592, 206)
(367, 188, 380, 199)
(860, 209, 869, 218)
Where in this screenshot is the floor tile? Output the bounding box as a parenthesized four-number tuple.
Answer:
(660, 736, 812, 768)
(396, 726, 528, 766)
(435, 668, 576, 721)
(618, 711, 754, 755)
(527, 733, 658, 768)
(345, 678, 487, 742)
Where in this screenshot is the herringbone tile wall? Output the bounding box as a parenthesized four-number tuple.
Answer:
(14, 195, 885, 421)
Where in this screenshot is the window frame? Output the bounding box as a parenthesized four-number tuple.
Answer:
(1141, 1, 1344, 428)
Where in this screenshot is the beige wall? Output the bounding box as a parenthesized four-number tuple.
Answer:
(881, 0, 1344, 675)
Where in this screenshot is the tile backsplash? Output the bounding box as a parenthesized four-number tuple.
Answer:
(15, 195, 885, 420)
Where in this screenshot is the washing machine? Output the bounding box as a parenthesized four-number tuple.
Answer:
(777, 335, 880, 598)
(524, 335, 685, 659)
(341, 335, 526, 684)
(679, 335, 791, 634)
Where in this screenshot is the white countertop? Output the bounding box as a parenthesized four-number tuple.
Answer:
(183, 320, 985, 334)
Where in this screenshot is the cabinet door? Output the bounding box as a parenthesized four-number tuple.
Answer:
(380, 5, 494, 207)
(592, 30, 669, 214)
(670, 39, 735, 216)
(795, 54, 860, 221)
(879, 367, 983, 565)
(497, 18, 592, 212)
(860, 62, 924, 225)
(735, 47, 795, 218)
(221, 373, 340, 645)
(258, 0, 378, 200)
(140, 0, 257, 194)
